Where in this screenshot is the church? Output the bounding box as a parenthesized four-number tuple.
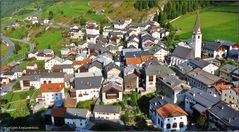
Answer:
(170, 12, 202, 66)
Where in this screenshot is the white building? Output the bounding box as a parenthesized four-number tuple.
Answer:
(39, 83, 65, 106)
(74, 72, 103, 102)
(44, 56, 64, 70)
(20, 75, 41, 90)
(40, 72, 65, 85)
(221, 87, 239, 111)
(101, 82, 123, 104)
(93, 105, 121, 120)
(149, 96, 188, 131)
(69, 26, 84, 39)
(191, 12, 202, 58)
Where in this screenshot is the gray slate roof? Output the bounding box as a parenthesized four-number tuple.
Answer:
(40, 72, 65, 78)
(187, 68, 221, 86)
(65, 108, 88, 119)
(189, 59, 210, 69)
(149, 95, 173, 109)
(74, 76, 102, 90)
(185, 88, 220, 111)
(21, 75, 40, 81)
(208, 102, 239, 130)
(94, 105, 121, 113)
(172, 46, 193, 59)
(174, 62, 193, 74)
(220, 64, 238, 74)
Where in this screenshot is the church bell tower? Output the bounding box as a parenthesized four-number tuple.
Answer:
(192, 11, 202, 58)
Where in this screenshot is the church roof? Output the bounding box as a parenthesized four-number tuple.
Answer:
(172, 46, 194, 59)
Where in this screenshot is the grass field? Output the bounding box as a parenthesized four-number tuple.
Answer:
(0, 42, 9, 58)
(172, 3, 239, 42)
(35, 29, 63, 55)
(41, 0, 107, 23)
(7, 27, 27, 39)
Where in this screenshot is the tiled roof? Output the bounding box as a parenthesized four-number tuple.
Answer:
(126, 57, 142, 65)
(40, 83, 65, 93)
(73, 58, 92, 65)
(94, 105, 121, 113)
(156, 103, 188, 118)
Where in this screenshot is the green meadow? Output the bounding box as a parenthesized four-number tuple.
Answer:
(172, 3, 239, 42)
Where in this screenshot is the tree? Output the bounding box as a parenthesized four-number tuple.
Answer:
(130, 91, 140, 106)
(14, 43, 21, 54)
(48, 11, 53, 20)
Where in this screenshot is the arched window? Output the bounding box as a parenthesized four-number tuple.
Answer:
(44, 81, 47, 84)
(180, 122, 184, 128)
(166, 124, 171, 129)
(48, 81, 51, 84)
(173, 123, 177, 128)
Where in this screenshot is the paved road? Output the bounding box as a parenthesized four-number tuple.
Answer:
(0, 34, 15, 63)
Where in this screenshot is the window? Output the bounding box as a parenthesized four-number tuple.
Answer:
(149, 76, 154, 81)
(173, 123, 177, 128)
(166, 124, 171, 129)
(198, 36, 200, 39)
(179, 122, 184, 128)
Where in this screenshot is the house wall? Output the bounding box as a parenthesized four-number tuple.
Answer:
(155, 114, 188, 131)
(40, 78, 64, 84)
(102, 91, 123, 104)
(88, 67, 101, 73)
(45, 59, 61, 70)
(221, 89, 239, 111)
(145, 75, 156, 92)
(107, 68, 121, 78)
(64, 117, 89, 128)
(202, 64, 219, 74)
(76, 88, 100, 102)
(154, 49, 169, 62)
(94, 112, 120, 120)
(41, 89, 64, 106)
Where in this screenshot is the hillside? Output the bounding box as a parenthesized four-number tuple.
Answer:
(89, 0, 166, 22)
(172, 2, 239, 42)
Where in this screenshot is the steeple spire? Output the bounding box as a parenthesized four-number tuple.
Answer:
(193, 10, 200, 33)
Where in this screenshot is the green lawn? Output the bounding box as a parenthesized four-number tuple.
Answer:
(41, 0, 106, 22)
(172, 4, 239, 42)
(3, 89, 34, 102)
(7, 27, 27, 39)
(76, 100, 95, 110)
(0, 42, 9, 57)
(35, 29, 63, 54)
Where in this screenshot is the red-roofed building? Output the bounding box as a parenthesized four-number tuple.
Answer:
(155, 103, 188, 131)
(38, 83, 65, 106)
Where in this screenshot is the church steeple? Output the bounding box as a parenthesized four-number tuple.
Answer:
(193, 11, 200, 34)
(192, 11, 202, 58)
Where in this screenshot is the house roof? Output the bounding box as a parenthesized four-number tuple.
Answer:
(185, 88, 220, 111)
(189, 59, 210, 69)
(156, 103, 188, 118)
(220, 64, 238, 74)
(208, 101, 239, 130)
(102, 82, 123, 92)
(94, 105, 121, 113)
(158, 74, 190, 90)
(21, 75, 40, 81)
(73, 58, 92, 65)
(104, 62, 121, 71)
(174, 62, 193, 74)
(187, 68, 221, 86)
(40, 83, 65, 93)
(203, 41, 223, 51)
(149, 95, 173, 109)
(40, 72, 65, 78)
(65, 108, 88, 119)
(89, 61, 102, 69)
(126, 57, 142, 65)
(172, 46, 193, 59)
(74, 76, 102, 90)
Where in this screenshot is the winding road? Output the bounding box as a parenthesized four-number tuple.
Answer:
(0, 34, 15, 63)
